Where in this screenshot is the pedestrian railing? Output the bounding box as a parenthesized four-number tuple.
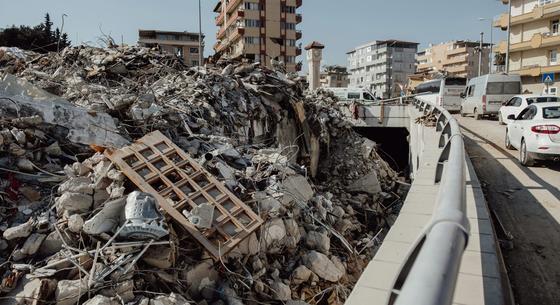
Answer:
(387, 96, 470, 305)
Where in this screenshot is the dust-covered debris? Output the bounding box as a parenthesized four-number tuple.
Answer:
(0, 45, 407, 305)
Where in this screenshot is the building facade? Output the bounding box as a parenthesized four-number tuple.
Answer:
(213, 0, 303, 72)
(320, 65, 350, 88)
(416, 40, 491, 79)
(495, 0, 560, 95)
(347, 40, 418, 98)
(138, 30, 203, 66)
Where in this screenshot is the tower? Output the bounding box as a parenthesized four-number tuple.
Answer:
(305, 41, 324, 91)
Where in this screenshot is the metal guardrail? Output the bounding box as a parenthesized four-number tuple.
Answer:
(387, 96, 470, 305)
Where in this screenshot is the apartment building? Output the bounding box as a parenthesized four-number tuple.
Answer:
(417, 40, 492, 79)
(213, 0, 303, 72)
(495, 0, 560, 94)
(347, 40, 418, 98)
(320, 65, 349, 88)
(138, 30, 203, 66)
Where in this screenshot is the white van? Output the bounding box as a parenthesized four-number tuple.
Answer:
(414, 77, 467, 112)
(326, 87, 377, 103)
(460, 74, 522, 120)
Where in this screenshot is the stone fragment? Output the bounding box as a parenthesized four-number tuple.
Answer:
(185, 261, 219, 298)
(281, 175, 314, 204)
(3, 218, 34, 240)
(67, 214, 84, 233)
(55, 279, 88, 305)
(346, 171, 381, 195)
(83, 295, 120, 305)
(16, 158, 34, 172)
(302, 251, 344, 282)
(305, 230, 330, 254)
(82, 198, 125, 235)
(149, 292, 190, 305)
(58, 177, 94, 195)
(20, 233, 46, 256)
(56, 192, 92, 213)
(259, 218, 286, 253)
(19, 186, 41, 202)
(291, 265, 312, 285)
(271, 281, 291, 301)
(142, 246, 174, 269)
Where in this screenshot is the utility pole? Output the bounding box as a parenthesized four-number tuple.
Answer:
(478, 32, 484, 77)
(506, 0, 512, 73)
(198, 0, 203, 70)
(490, 20, 493, 73)
(57, 14, 68, 52)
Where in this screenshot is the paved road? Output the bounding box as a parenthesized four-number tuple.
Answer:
(457, 115, 560, 305)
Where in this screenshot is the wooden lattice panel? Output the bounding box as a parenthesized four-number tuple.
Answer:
(105, 131, 263, 258)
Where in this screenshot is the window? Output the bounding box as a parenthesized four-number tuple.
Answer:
(283, 22, 296, 30)
(245, 2, 261, 10)
(543, 106, 560, 118)
(539, 0, 553, 6)
(486, 82, 521, 94)
(519, 106, 537, 120)
(527, 96, 559, 104)
(552, 20, 560, 34)
(282, 5, 296, 13)
(367, 47, 372, 53)
(245, 19, 261, 27)
(363, 92, 375, 100)
(189, 47, 199, 53)
(286, 39, 296, 47)
(544, 87, 558, 95)
(551, 49, 558, 64)
(191, 60, 199, 66)
(348, 92, 361, 99)
(367, 55, 372, 62)
(286, 56, 296, 63)
(468, 85, 476, 97)
(244, 37, 259, 44)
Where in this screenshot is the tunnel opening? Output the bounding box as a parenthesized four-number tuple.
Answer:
(354, 126, 410, 180)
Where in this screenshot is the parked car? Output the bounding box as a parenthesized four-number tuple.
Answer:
(460, 74, 522, 120)
(498, 95, 559, 125)
(414, 77, 467, 113)
(505, 103, 560, 166)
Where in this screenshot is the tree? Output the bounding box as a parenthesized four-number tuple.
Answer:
(0, 13, 71, 53)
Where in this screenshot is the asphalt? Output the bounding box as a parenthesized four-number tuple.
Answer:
(457, 115, 560, 305)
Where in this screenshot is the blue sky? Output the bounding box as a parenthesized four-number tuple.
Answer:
(0, 0, 506, 69)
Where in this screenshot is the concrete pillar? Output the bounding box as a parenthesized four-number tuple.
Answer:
(305, 41, 325, 91)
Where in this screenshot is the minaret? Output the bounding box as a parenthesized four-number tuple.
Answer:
(305, 41, 325, 91)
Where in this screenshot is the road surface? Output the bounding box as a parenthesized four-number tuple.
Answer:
(457, 115, 560, 305)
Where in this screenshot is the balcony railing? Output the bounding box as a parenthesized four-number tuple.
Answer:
(296, 14, 302, 24)
(296, 30, 302, 40)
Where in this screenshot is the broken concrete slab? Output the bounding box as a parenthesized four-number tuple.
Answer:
(346, 171, 382, 195)
(305, 230, 330, 254)
(3, 218, 34, 240)
(82, 198, 125, 235)
(302, 251, 344, 282)
(281, 175, 314, 205)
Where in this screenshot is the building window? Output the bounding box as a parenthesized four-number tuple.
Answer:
(282, 22, 296, 30)
(553, 20, 560, 34)
(539, 0, 553, 6)
(367, 47, 372, 53)
(189, 47, 199, 53)
(367, 55, 372, 62)
(245, 37, 259, 44)
(244, 2, 261, 10)
(286, 56, 296, 63)
(551, 49, 558, 64)
(245, 19, 261, 27)
(286, 39, 296, 47)
(282, 5, 296, 13)
(192, 60, 199, 66)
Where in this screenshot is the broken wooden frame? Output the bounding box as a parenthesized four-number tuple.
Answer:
(105, 131, 263, 258)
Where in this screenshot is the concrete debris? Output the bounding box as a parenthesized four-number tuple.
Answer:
(0, 45, 403, 304)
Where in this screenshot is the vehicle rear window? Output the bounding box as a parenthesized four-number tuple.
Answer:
(486, 82, 521, 95)
(543, 106, 560, 119)
(527, 97, 560, 104)
(445, 77, 467, 86)
(348, 92, 360, 99)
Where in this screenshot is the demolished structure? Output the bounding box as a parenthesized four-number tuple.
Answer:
(0, 45, 404, 305)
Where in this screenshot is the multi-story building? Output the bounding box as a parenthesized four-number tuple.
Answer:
(213, 0, 303, 72)
(347, 40, 418, 98)
(138, 30, 203, 66)
(495, 0, 560, 94)
(416, 40, 492, 79)
(320, 65, 350, 88)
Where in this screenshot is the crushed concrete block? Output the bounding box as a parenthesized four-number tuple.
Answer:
(255, 191, 282, 216)
(305, 230, 330, 254)
(83, 295, 120, 305)
(259, 218, 286, 253)
(56, 192, 92, 213)
(3, 218, 34, 240)
(58, 177, 94, 195)
(291, 265, 312, 285)
(55, 279, 88, 305)
(142, 245, 174, 269)
(15, 276, 57, 305)
(20, 233, 46, 256)
(346, 171, 381, 195)
(83, 198, 125, 235)
(19, 186, 41, 202)
(228, 232, 258, 258)
(185, 261, 219, 298)
(281, 175, 314, 204)
(67, 214, 84, 233)
(98, 280, 135, 303)
(302, 251, 344, 282)
(149, 292, 190, 305)
(16, 158, 34, 172)
(271, 281, 291, 301)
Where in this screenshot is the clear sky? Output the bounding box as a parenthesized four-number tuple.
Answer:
(0, 0, 506, 70)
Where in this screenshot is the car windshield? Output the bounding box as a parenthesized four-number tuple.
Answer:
(486, 81, 521, 95)
(527, 97, 560, 104)
(543, 106, 560, 119)
(445, 77, 466, 86)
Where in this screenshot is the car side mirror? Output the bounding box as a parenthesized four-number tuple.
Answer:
(502, 101, 507, 106)
(460, 92, 466, 98)
(507, 114, 516, 120)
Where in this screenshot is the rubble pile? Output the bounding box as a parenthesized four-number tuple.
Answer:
(0, 45, 405, 305)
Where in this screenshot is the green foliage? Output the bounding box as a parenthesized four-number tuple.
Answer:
(0, 13, 71, 53)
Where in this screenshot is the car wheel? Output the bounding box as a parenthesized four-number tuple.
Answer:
(505, 130, 514, 150)
(474, 108, 481, 120)
(498, 113, 505, 125)
(460, 107, 466, 117)
(520, 140, 534, 166)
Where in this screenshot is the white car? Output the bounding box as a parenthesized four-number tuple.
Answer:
(505, 103, 560, 166)
(498, 94, 559, 125)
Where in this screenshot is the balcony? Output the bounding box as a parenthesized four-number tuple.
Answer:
(510, 1, 560, 26)
(445, 65, 468, 73)
(447, 47, 467, 56)
(417, 63, 432, 71)
(296, 30, 302, 40)
(443, 55, 468, 66)
(296, 47, 302, 56)
(494, 40, 507, 54)
(296, 0, 302, 8)
(215, 12, 225, 26)
(510, 32, 560, 52)
(216, 27, 226, 39)
(511, 64, 560, 76)
(296, 14, 302, 24)
(226, 0, 243, 14)
(493, 13, 508, 30)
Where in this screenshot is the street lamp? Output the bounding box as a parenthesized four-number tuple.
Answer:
(479, 17, 493, 73)
(57, 13, 68, 52)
